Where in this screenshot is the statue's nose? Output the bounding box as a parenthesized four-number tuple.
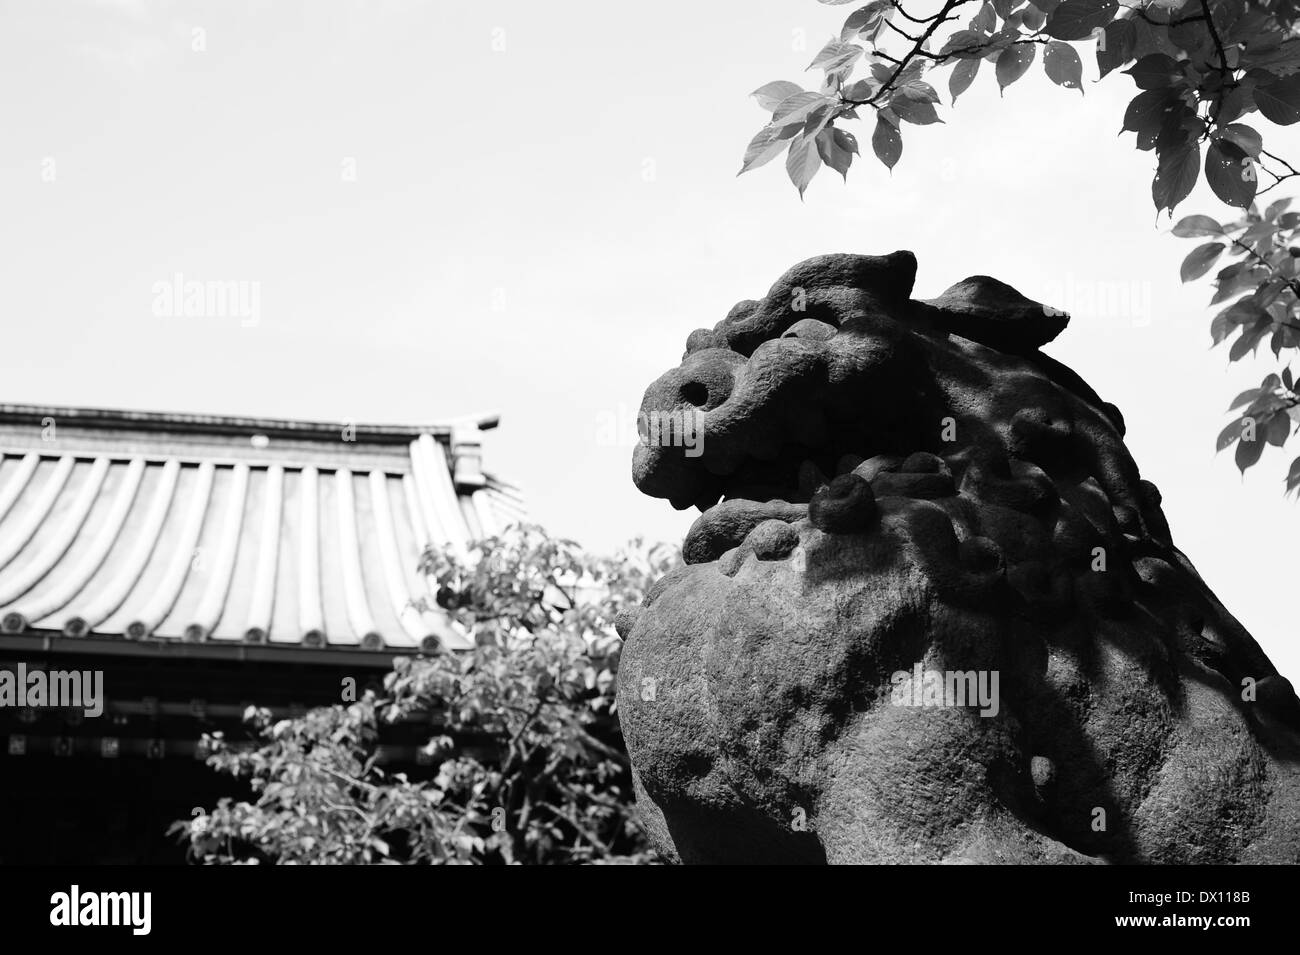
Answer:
(678, 376, 716, 410)
(669, 353, 739, 413)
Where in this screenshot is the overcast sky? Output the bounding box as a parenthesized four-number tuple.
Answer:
(2, 0, 1298, 680)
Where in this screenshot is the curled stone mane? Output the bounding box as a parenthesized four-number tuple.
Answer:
(616, 250, 1300, 864)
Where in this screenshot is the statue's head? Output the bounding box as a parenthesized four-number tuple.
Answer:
(617, 251, 1300, 864)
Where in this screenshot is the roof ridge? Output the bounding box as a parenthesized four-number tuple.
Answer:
(0, 404, 500, 444)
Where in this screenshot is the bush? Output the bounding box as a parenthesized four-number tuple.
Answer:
(171, 525, 677, 865)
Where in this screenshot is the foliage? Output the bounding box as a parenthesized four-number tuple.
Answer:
(1173, 201, 1300, 490)
(741, 0, 1300, 490)
(170, 525, 678, 865)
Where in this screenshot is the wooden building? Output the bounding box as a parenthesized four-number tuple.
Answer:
(0, 404, 523, 863)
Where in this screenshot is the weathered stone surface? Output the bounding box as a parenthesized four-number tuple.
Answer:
(618, 250, 1300, 865)
(922, 274, 1069, 353)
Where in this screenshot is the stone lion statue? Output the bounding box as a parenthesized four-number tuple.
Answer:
(615, 250, 1300, 864)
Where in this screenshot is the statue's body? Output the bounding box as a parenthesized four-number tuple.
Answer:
(616, 251, 1300, 864)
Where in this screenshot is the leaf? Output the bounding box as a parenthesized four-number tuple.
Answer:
(1152, 141, 1201, 214)
(1045, 0, 1119, 41)
(1212, 267, 1268, 304)
(903, 80, 941, 103)
(1255, 75, 1300, 125)
(940, 30, 989, 58)
(1043, 41, 1083, 91)
(1096, 18, 1137, 79)
(802, 101, 836, 140)
(971, 2, 998, 33)
(1236, 423, 1266, 470)
(1122, 87, 1177, 137)
(1211, 299, 1257, 343)
(1247, 39, 1300, 79)
(1210, 312, 1229, 344)
(751, 81, 805, 112)
(950, 58, 982, 103)
(1229, 387, 1261, 412)
(1243, 219, 1276, 244)
(1126, 15, 1165, 62)
(1172, 214, 1223, 237)
(816, 127, 858, 180)
(1215, 83, 1253, 125)
(808, 38, 864, 75)
(1158, 106, 1203, 156)
(1265, 197, 1293, 219)
(890, 88, 943, 124)
(1181, 242, 1226, 282)
(841, 2, 890, 40)
(1286, 455, 1300, 493)
(1216, 417, 1243, 452)
(1168, 16, 1212, 59)
(1123, 53, 1181, 90)
(1205, 140, 1259, 208)
(1022, 5, 1047, 31)
(771, 91, 830, 127)
(897, 59, 925, 85)
(739, 124, 798, 174)
(786, 134, 822, 197)
(995, 44, 1037, 93)
(1229, 319, 1267, 360)
(844, 78, 876, 100)
(1218, 123, 1262, 158)
(872, 114, 902, 169)
(979, 24, 1019, 58)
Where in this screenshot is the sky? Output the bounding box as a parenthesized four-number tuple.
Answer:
(1, 0, 1298, 680)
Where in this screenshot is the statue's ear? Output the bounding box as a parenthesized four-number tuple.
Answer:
(922, 275, 1068, 354)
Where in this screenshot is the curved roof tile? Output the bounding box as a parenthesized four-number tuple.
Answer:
(0, 405, 523, 653)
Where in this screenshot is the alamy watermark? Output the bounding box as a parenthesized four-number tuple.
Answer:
(151, 272, 261, 327)
(0, 664, 103, 718)
(1040, 273, 1154, 328)
(890, 664, 1000, 717)
(50, 886, 150, 935)
(596, 402, 705, 457)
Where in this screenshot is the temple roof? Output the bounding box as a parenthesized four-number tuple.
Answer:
(0, 405, 525, 655)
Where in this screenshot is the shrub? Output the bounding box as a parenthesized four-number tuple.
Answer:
(171, 525, 677, 865)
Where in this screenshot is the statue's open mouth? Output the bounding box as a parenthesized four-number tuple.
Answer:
(673, 445, 903, 565)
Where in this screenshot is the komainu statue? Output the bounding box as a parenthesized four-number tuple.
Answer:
(615, 250, 1300, 864)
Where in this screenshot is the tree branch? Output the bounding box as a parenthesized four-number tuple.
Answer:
(855, 0, 970, 106)
(1199, 0, 1228, 70)
(890, 0, 954, 25)
(882, 19, 924, 44)
(1259, 148, 1300, 196)
(1263, 149, 1299, 177)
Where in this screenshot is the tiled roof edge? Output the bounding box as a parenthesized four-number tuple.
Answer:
(0, 404, 501, 445)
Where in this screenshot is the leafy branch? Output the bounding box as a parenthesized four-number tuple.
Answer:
(1175, 200, 1300, 488)
(173, 526, 679, 865)
(741, 0, 1300, 494)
